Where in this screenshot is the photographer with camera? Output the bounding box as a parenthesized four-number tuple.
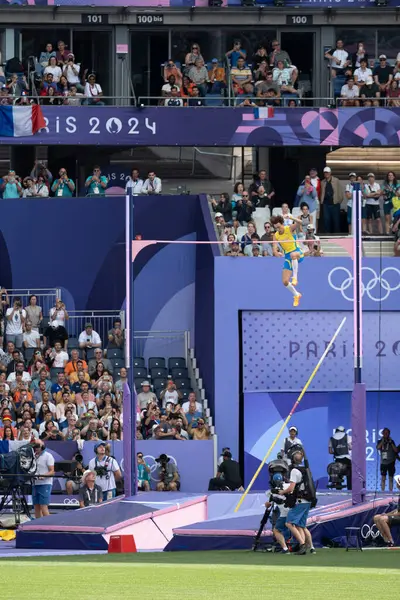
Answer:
(155, 453, 180, 492)
(282, 426, 302, 462)
(265, 473, 291, 553)
(32, 440, 55, 519)
(88, 441, 121, 501)
(65, 452, 86, 495)
(377, 428, 399, 492)
(209, 450, 243, 491)
(5, 297, 26, 349)
(79, 470, 102, 507)
(329, 426, 352, 490)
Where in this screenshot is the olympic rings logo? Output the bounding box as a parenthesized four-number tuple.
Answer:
(142, 455, 178, 482)
(361, 524, 381, 540)
(63, 498, 80, 505)
(328, 267, 400, 302)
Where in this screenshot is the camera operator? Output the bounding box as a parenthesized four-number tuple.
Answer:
(88, 441, 121, 501)
(5, 297, 26, 349)
(65, 452, 86, 495)
(137, 452, 151, 491)
(208, 450, 243, 491)
(32, 440, 55, 519)
(282, 426, 302, 462)
(374, 474, 400, 547)
(155, 453, 180, 492)
(329, 426, 352, 490)
(377, 428, 399, 492)
(265, 474, 291, 553)
(79, 470, 102, 508)
(278, 447, 316, 555)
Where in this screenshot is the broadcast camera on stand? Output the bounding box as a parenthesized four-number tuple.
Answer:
(327, 461, 349, 490)
(0, 444, 37, 525)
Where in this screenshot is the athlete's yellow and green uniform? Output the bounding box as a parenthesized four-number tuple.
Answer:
(275, 225, 304, 271)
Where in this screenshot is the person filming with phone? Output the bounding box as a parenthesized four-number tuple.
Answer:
(5, 297, 26, 349)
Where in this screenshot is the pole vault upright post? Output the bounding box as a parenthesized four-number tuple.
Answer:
(351, 183, 366, 504)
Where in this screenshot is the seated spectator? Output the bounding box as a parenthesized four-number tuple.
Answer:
(65, 349, 88, 377)
(373, 55, 393, 97)
(241, 222, 257, 250)
(257, 71, 279, 95)
(360, 76, 380, 106)
(225, 240, 244, 257)
(231, 57, 252, 96)
(6, 73, 28, 98)
(107, 318, 124, 349)
(208, 59, 226, 94)
(57, 75, 70, 96)
(161, 74, 180, 98)
(2, 170, 22, 198)
(164, 86, 183, 107)
(188, 58, 208, 97)
(114, 367, 128, 396)
(0, 86, 11, 105)
(41, 72, 58, 94)
(64, 85, 84, 106)
(249, 170, 275, 206)
(44, 56, 62, 83)
(295, 176, 318, 213)
(88, 349, 113, 376)
(252, 44, 268, 69)
(232, 181, 244, 205)
(184, 43, 203, 73)
(51, 167, 75, 197)
(252, 184, 272, 208)
(244, 233, 262, 257)
(125, 168, 143, 196)
(180, 75, 194, 99)
(341, 77, 360, 106)
(85, 166, 108, 196)
(259, 87, 282, 108)
(305, 224, 323, 256)
(7, 361, 31, 384)
(387, 80, 400, 107)
(351, 41, 369, 70)
(48, 341, 69, 369)
(272, 61, 298, 100)
(32, 375, 52, 401)
(42, 86, 63, 106)
(56, 40, 70, 66)
(270, 39, 292, 69)
(261, 221, 274, 256)
(187, 85, 205, 107)
(188, 417, 210, 440)
(235, 194, 255, 225)
(155, 453, 180, 491)
(23, 321, 40, 349)
(37, 43, 54, 75)
(84, 74, 104, 106)
(69, 367, 90, 388)
(79, 323, 102, 351)
(159, 380, 182, 408)
(142, 171, 162, 195)
(324, 39, 350, 77)
(182, 392, 202, 414)
(63, 54, 82, 91)
(253, 59, 270, 88)
(354, 58, 373, 89)
(163, 60, 182, 87)
(211, 193, 232, 223)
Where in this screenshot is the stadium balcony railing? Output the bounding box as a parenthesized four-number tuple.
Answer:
(137, 97, 397, 108)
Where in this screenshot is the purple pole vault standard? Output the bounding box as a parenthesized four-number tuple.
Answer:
(352, 186, 366, 504)
(123, 382, 133, 497)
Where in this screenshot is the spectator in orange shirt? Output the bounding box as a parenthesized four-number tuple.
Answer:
(208, 59, 226, 94)
(65, 349, 88, 377)
(181, 75, 194, 99)
(163, 60, 183, 87)
(69, 367, 91, 386)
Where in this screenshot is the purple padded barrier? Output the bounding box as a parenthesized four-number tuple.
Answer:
(352, 383, 367, 504)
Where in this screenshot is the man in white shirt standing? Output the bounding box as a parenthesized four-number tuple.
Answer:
(142, 171, 162, 195)
(23, 320, 41, 349)
(364, 172, 383, 235)
(79, 323, 102, 350)
(5, 297, 26, 349)
(125, 168, 143, 196)
(88, 442, 122, 501)
(324, 39, 350, 78)
(340, 77, 360, 107)
(354, 58, 372, 89)
(32, 440, 55, 518)
(50, 341, 69, 369)
(62, 53, 83, 91)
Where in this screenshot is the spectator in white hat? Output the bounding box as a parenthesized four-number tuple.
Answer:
(282, 426, 302, 462)
(345, 172, 357, 234)
(137, 381, 157, 410)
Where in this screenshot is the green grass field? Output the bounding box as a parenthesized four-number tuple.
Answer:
(2, 549, 400, 599)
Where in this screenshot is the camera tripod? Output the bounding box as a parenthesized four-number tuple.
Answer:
(0, 482, 31, 526)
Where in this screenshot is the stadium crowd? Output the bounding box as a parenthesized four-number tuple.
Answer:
(0, 165, 163, 198)
(0, 295, 207, 445)
(214, 168, 400, 255)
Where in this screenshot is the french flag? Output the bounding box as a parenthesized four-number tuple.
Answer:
(0, 105, 46, 137)
(253, 107, 274, 119)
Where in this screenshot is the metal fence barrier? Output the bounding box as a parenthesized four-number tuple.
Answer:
(133, 330, 189, 361)
(66, 310, 125, 347)
(7, 288, 60, 321)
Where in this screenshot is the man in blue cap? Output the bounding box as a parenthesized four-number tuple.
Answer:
(88, 441, 122, 501)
